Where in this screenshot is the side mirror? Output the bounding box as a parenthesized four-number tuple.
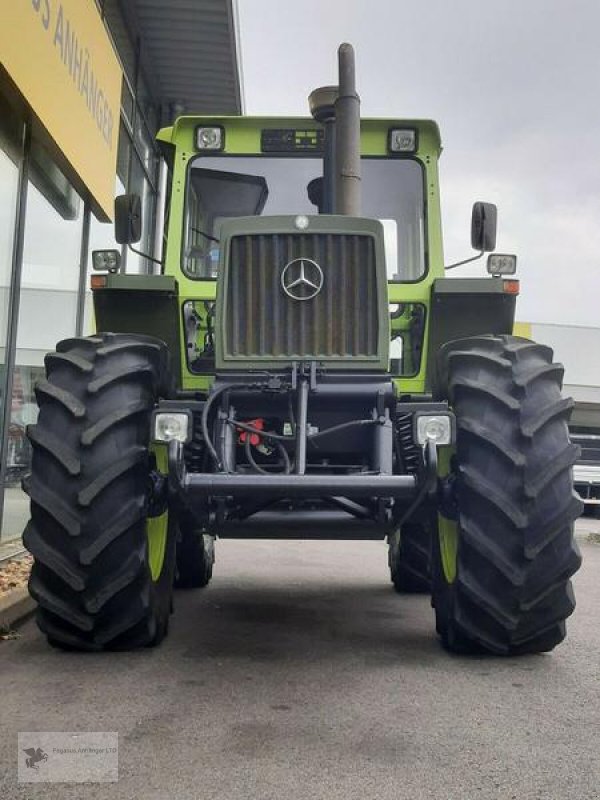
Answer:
(471, 202, 497, 252)
(114, 193, 142, 244)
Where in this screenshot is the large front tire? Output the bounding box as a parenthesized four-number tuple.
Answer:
(432, 335, 582, 655)
(23, 334, 176, 651)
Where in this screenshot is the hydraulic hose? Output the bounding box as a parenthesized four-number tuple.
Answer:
(202, 383, 260, 471)
(244, 437, 291, 475)
(308, 418, 379, 441)
(228, 419, 290, 443)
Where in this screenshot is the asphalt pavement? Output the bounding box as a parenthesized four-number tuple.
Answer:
(1, 522, 599, 800)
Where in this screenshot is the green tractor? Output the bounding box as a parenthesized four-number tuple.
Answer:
(24, 44, 582, 653)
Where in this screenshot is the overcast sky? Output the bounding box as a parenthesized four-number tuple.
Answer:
(237, 0, 600, 327)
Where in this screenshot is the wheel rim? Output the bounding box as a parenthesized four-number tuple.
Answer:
(438, 515, 458, 584)
(437, 446, 458, 584)
(147, 444, 169, 582)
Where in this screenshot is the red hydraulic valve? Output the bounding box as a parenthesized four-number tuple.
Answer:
(237, 418, 265, 447)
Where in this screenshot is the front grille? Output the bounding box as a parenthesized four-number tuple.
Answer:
(224, 232, 379, 361)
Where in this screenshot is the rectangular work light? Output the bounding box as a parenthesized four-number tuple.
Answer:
(388, 128, 417, 153)
(414, 412, 455, 447)
(91, 249, 120, 272)
(487, 253, 517, 276)
(151, 410, 192, 444)
(195, 126, 224, 151)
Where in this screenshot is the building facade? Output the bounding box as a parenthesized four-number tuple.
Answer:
(0, 0, 241, 543)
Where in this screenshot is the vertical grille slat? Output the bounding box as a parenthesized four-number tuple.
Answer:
(231, 238, 241, 354)
(299, 235, 307, 356)
(366, 235, 375, 355)
(225, 231, 379, 362)
(352, 236, 359, 355)
(336, 236, 345, 356)
(245, 235, 253, 354)
(312, 235, 320, 355)
(259, 235, 266, 355)
(286, 234, 294, 355)
(272, 234, 281, 356)
(326, 234, 334, 355)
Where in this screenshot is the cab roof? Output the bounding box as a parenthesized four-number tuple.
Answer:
(156, 116, 443, 157)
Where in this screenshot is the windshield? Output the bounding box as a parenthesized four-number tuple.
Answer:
(183, 156, 425, 281)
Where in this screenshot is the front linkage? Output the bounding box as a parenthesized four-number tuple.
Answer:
(157, 363, 448, 540)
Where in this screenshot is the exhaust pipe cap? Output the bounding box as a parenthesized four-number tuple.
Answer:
(309, 86, 339, 123)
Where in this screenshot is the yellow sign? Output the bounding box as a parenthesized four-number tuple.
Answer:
(0, 0, 122, 220)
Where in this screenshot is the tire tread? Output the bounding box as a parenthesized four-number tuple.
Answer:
(24, 333, 174, 651)
(433, 335, 582, 655)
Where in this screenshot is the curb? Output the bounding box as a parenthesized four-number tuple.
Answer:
(0, 587, 35, 631)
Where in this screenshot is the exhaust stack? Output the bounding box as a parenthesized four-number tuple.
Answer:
(334, 43, 361, 215)
(308, 43, 361, 216)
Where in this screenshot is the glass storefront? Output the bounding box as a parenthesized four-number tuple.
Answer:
(0, 91, 25, 543)
(3, 145, 85, 540)
(0, 97, 22, 437)
(0, 5, 161, 543)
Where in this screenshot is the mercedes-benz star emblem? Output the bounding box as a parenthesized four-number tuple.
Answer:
(281, 258, 324, 301)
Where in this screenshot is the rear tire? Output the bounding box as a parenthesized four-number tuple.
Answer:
(432, 335, 582, 655)
(388, 523, 431, 593)
(23, 333, 176, 651)
(175, 524, 214, 588)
